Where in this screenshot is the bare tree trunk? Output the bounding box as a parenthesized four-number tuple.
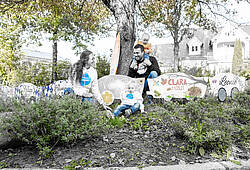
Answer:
(174, 43, 181, 72)
(173, 35, 180, 72)
(52, 32, 58, 82)
(102, 0, 136, 75)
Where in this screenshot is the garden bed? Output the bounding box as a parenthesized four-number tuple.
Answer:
(0, 94, 249, 169)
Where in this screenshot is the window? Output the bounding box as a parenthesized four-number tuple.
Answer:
(189, 45, 201, 55)
(209, 41, 213, 50)
(226, 44, 234, 47)
(188, 37, 202, 55)
(191, 46, 198, 51)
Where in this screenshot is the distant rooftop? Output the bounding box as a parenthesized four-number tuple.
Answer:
(22, 49, 71, 62)
(241, 24, 250, 35)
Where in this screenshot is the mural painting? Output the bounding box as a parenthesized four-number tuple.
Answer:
(15, 83, 40, 100)
(147, 72, 207, 100)
(0, 73, 246, 103)
(209, 73, 246, 101)
(50, 80, 71, 96)
(98, 75, 144, 105)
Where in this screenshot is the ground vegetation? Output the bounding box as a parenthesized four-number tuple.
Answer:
(0, 90, 249, 169)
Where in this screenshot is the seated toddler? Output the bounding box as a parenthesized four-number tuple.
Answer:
(113, 82, 144, 117)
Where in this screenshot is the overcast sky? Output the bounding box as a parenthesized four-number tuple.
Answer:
(24, 1, 250, 64)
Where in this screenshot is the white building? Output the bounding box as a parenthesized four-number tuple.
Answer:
(153, 23, 250, 74)
(209, 23, 250, 74)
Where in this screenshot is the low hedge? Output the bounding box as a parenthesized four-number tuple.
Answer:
(0, 96, 110, 157)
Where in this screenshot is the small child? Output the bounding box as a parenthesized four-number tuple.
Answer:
(130, 33, 153, 70)
(137, 33, 152, 55)
(113, 82, 144, 117)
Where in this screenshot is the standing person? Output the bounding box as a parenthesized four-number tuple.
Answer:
(128, 44, 161, 103)
(68, 50, 111, 112)
(113, 82, 144, 117)
(137, 33, 152, 55)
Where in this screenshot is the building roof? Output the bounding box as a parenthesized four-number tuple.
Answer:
(22, 49, 70, 62)
(240, 24, 250, 35)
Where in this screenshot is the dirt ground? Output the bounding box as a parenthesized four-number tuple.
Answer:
(0, 109, 249, 169)
(0, 129, 204, 168)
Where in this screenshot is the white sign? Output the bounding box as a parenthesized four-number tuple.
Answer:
(147, 72, 207, 99)
(209, 73, 246, 101)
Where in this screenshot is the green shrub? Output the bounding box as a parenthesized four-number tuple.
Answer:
(108, 116, 127, 128)
(184, 98, 226, 122)
(233, 91, 250, 109)
(226, 91, 250, 147)
(1, 90, 249, 159)
(233, 123, 250, 148)
(0, 96, 109, 158)
(185, 121, 232, 155)
(165, 98, 233, 155)
(0, 97, 20, 113)
(227, 106, 249, 124)
(96, 55, 110, 79)
(15, 61, 70, 86)
(162, 100, 179, 112)
(128, 112, 159, 131)
(0, 161, 7, 169)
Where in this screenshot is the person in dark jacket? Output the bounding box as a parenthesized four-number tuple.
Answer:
(128, 44, 161, 102)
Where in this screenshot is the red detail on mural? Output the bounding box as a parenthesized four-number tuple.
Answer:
(167, 79, 187, 86)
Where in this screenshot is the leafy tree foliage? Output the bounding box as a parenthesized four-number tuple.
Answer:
(0, 0, 110, 82)
(0, 15, 22, 85)
(232, 39, 243, 76)
(15, 61, 70, 86)
(96, 55, 110, 78)
(0, 0, 236, 80)
(240, 62, 250, 80)
(56, 61, 71, 81)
